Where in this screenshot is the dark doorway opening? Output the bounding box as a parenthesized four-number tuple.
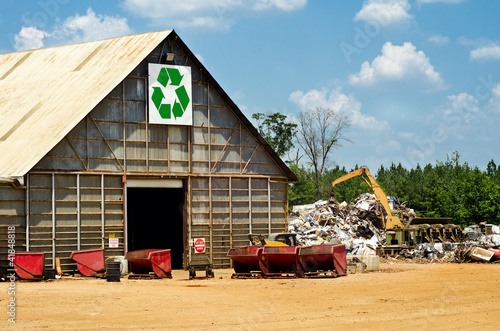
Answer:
(127, 187, 185, 269)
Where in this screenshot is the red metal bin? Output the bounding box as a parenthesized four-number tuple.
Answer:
(228, 246, 263, 274)
(70, 248, 106, 277)
(259, 246, 303, 277)
(298, 244, 347, 276)
(125, 249, 172, 278)
(12, 252, 46, 280)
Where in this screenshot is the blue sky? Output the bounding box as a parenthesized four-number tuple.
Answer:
(1, 0, 500, 172)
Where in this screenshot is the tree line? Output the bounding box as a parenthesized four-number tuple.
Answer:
(253, 111, 500, 227)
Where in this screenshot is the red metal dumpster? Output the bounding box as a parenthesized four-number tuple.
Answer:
(12, 252, 45, 280)
(125, 249, 172, 278)
(259, 246, 303, 277)
(70, 248, 106, 277)
(227, 246, 263, 275)
(298, 244, 347, 277)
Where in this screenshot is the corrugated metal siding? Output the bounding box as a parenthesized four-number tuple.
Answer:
(190, 177, 287, 268)
(0, 185, 26, 274)
(27, 174, 123, 272)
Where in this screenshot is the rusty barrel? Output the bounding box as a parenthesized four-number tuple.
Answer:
(70, 248, 106, 277)
(12, 251, 46, 280)
(260, 246, 303, 277)
(125, 249, 172, 278)
(298, 244, 347, 276)
(227, 246, 263, 273)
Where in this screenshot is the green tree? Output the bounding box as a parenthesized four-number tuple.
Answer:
(288, 165, 317, 207)
(251, 112, 297, 158)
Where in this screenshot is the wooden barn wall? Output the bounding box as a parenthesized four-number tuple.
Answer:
(0, 184, 26, 275)
(27, 174, 124, 271)
(0, 35, 290, 271)
(190, 177, 287, 268)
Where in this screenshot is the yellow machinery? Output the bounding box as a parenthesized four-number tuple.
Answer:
(331, 166, 404, 230)
(331, 166, 461, 246)
(249, 233, 298, 246)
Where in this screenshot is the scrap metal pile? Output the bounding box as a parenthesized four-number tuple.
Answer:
(396, 224, 500, 263)
(288, 194, 500, 263)
(288, 193, 415, 255)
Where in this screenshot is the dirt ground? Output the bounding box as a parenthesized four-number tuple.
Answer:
(1, 261, 499, 330)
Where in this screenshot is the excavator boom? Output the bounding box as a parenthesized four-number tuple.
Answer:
(331, 166, 403, 230)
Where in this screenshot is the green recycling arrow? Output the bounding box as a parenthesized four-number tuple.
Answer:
(151, 66, 190, 120)
(167, 68, 183, 86)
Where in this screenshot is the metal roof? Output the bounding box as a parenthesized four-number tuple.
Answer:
(0, 30, 173, 180)
(0, 30, 297, 182)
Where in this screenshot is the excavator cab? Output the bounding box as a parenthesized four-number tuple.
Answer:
(268, 233, 298, 246)
(249, 233, 298, 246)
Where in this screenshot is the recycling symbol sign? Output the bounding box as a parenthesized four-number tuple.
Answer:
(148, 64, 192, 125)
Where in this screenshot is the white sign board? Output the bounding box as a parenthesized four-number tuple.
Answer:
(148, 63, 192, 126)
(109, 238, 119, 248)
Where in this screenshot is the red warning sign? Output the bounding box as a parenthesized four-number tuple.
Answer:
(194, 238, 206, 254)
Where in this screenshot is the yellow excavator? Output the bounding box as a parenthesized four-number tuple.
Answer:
(331, 166, 461, 245)
(248, 233, 298, 246)
(331, 166, 404, 230)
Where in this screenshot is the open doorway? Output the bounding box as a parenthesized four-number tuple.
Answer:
(127, 187, 185, 269)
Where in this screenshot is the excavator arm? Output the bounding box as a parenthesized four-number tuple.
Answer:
(331, 166, 404, 230)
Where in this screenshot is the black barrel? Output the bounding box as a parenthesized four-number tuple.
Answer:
(106, 262, 121, 282)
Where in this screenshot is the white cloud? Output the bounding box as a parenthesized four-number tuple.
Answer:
(487, 84, 500, 111)
(354, 0, 412, 27)
(426, 93, 478, 140)
(349, 42, 447, 91)
(14, 26, 47, 51)
(428, 34, 450, 46)
(375, 139, 401, 155)
(470, 44, 500, 61)
(288, 87, 390, 131)
(253, 0, 307, 11)
(446, 93, 479, 117)
(405, 92, 479, 167)
(55, 8, 131, 44)
(417, 0, 465, 3)
(14, 8, 132, 51)
(122, 0, 306, 30)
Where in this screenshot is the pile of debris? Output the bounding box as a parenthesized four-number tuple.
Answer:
(454, 224, 500, 263)
(396, 240, 500, 263)
(288, 193, 415, 255)
(397, 242, 459, 262)
(289, 194, 500, 263)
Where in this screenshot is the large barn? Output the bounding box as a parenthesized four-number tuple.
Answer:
(0, 30, 296, 274)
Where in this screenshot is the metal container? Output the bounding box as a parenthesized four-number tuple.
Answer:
(227, 246, 263, 274)
(298, 244, 347, 276)
(70, 248, 106, 277)
(12, 252, 45, 280)
(260, 246, 303, 277)
(125, 249, 172, 278)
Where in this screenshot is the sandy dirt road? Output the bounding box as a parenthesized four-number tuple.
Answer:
(1, 262, 499, 330)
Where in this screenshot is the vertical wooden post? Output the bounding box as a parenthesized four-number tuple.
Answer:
(51, 174, 56, 268)
(77, 174, 81, 250)
(25, 174, 30, 251)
